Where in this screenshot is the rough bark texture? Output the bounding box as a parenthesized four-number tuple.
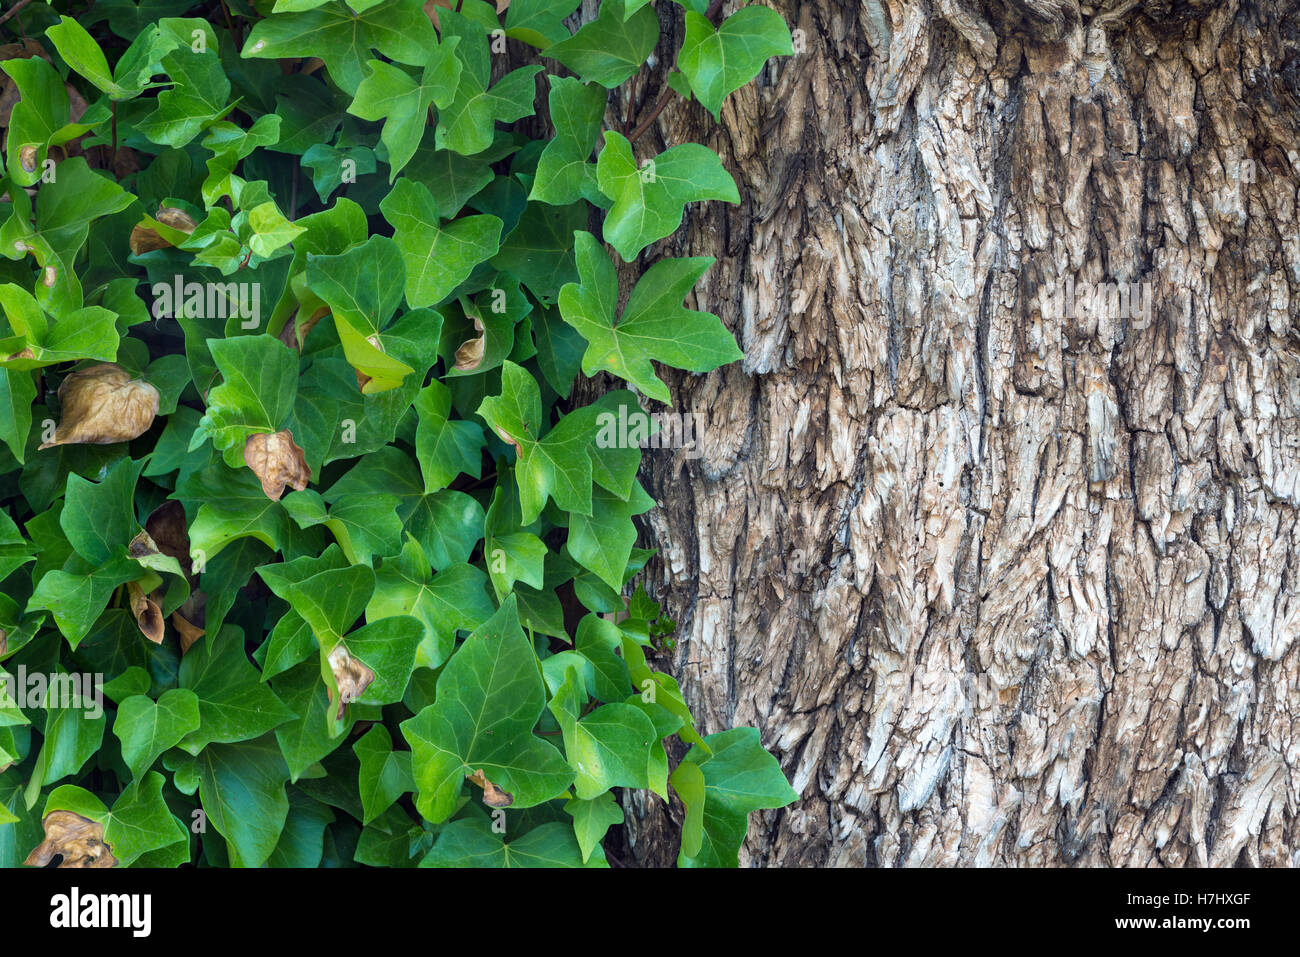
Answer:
(612, 0, 1300, 866)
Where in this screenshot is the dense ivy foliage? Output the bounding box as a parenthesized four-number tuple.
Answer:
(0, 0, 796, 867)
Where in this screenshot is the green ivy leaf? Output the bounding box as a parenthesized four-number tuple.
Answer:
(548, 665, 656, 799)
(347, 40, 462, 180)
(380, 178, 503, 307)
(402, 596, 573, 822)
(435, 11, 542, 156)
(595, 131, 739, 261)
(421, 818, 600, 866)
(113, 690, 201, 780)
(544, 0, 658, 88)
(242, 0, 438, 96)
(677, 727, 799, 867)
(564, 791, 623, 863)
(354, 723, 414, 824)
(679, 7, 794, 120)
(559, 231, 742, 403)
(191, 334, 299, 464)
(530, 75, 606, 207)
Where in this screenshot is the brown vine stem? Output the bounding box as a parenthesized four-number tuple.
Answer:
(626, 0, 726, 144)
(0, 0, 35, 28)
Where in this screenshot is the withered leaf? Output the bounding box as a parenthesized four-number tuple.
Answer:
(244, 429, 310, 501)
(39, 363, 159, 450)
(172, 610, 204, 656)
(127, 581, 165, 645)
(129, 205, 197, 255)
(328, 643, 375, 721)
(468, 769, 515, 808)
(24, 811, 118, 868)
(144, 500, 193, 574)
(453, 316, 486, 371)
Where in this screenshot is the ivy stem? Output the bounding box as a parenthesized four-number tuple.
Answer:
(0, 0, 35, 28)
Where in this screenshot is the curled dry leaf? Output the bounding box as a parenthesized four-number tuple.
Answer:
(244, 429, 310, 501)
(39, 363, 159, 450)
(467, 769, 515, 808)
(127, 581, 164, 645)
(172, 611, 204, 656)
(144, 500, 192, 565)
(454, 316, 486, 371)
(328, 643, 375, 721)
(129, 205, 198, 255)
(24, 811, 118, 868)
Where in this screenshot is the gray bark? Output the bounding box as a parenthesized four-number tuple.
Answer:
(615, 0, 1300, 866)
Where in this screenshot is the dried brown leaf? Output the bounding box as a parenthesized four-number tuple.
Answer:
(244, 429, 310, 501)
(24, 811, 118, 868)
(328, 644, 375, 720)
(127, 581, 164, 645)
(172, 611, 204, 656)
(454, 316, 486, 371)
(39, 363, 159, 450)
(129, 206, 197, 255)
(278, 306, 329, 352)
(468, 769, 515, 808)
(143, 500, 193, 581)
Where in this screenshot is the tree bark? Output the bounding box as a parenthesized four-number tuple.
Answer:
(614, 0, 1300, 866)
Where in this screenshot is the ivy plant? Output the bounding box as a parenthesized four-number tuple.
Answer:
(0, 0, 796, 868)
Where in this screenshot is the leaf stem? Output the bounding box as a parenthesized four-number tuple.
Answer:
(0, 0, 35, 28)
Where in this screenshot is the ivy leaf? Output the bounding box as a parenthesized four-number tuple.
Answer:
(242, 0, 439, 96)
(354, 723, 414, 824)
(113, 690, 201, 780)
(479, 360, 597, 523)
(136, 45, 232, 148)
(401, 596, 573, 823)
(678, 7, 793, 120)
(435, 11, 542, 156)
(677, 727, 799, 867)
(504, 0, 581, 49)
(306, 236, 416, 393)
(669, 757, 705, 857)
(368, 540, 495, 668)
(347, 41, 462, 180)
(530, 76, 606, 207)
(564, 791, 623, 863)
(191, 334, 299, 465)
(42, 774, 187, 867)
(0, 58, 102, 190)
(177, 627, 296, 754)
(544, 0, 658, 88)
(567, 481, 656, 591)
(421, 818, 598, 867)
(59, 457, 147, 565)
(0, 368, 35, 463)
(559, 231, 742, 403)
(27, 552, 141, 648)
(414, 379, 485, 492)
(548, 665, 657, 799)
(380, 178, 503, 307)
(193, 736, 291, 867)
(595, 131, 740, 261)
(179, 463, 294, 561)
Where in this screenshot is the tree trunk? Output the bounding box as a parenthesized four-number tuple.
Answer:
(615, 0, 1300, 866)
